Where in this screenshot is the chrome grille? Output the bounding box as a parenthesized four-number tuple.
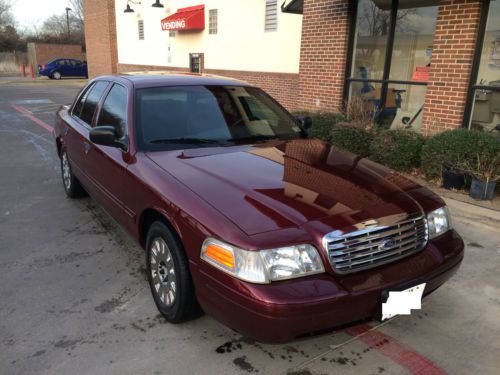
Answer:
(323, 215, 428, 274)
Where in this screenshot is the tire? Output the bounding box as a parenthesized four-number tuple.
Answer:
(60, 150, 85, 198)
(53, 71, 62, 80)
(146, 221, 199, 323)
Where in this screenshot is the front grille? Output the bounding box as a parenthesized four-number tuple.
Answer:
(323, 214, 428, 274)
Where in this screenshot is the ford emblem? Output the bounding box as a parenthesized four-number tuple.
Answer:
(380, 238, 396, 250)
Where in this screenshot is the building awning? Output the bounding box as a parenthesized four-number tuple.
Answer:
(161, 5, 205, 31)
(281, 0, 303, 14)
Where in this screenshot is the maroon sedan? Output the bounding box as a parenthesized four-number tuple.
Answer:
(54, 74, 464, 342)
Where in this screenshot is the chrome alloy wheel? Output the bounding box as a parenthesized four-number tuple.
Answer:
(150, 238, 177, 307)
(62, 152, 71, 191)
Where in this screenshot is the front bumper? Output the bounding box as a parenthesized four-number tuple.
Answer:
(192, 229, 464, 343)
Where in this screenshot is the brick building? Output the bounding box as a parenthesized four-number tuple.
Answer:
(84, 0, 500, 135)
(27, 43, 83, 70)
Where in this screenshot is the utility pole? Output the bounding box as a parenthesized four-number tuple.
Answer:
(65, 7, 72, 40)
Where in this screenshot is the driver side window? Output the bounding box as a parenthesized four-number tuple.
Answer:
(96, 84, 128, 139)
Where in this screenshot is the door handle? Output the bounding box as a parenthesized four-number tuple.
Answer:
(83, 141, 91, 154)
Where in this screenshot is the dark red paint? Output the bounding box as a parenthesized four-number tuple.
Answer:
(54, 75, 464, 342)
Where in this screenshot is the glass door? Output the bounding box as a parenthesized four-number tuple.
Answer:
(467, 0, 500, 132)
(346, 0, 439, 132)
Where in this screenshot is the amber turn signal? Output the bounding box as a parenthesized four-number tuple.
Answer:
(204, 244, 235, 270)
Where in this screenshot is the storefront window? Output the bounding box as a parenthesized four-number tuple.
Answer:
(346, 0, 439, 132)
(390, 2, 438, 81)
(469, 1, 500, 131)
(351, 0, 390, 80)
(384, 84, 427, 131)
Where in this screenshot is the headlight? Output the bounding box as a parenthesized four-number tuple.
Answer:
(427, 206, 452, 239)
(200, 238, 324, 284)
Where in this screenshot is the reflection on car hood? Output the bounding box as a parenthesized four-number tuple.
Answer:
(146, 139, 424, 236)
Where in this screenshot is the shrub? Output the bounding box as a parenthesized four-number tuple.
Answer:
(292, 111, 345, 142)
(421, 128, 500, 180)
(369, 129, 425, 171)
(330, 123, 374, 157)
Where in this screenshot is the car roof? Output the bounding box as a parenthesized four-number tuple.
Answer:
(96, 72, 251, 89)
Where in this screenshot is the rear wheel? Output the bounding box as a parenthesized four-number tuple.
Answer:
(146, 221, 199, 323)
(60, 151, 85, 198)
(52, 71, 62, 80)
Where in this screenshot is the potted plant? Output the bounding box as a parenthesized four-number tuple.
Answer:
(462, 152, 499, 200)
(442, 163, 466, 190)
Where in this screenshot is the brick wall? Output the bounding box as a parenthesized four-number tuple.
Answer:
(117, 63, 300, 110)
(83, 0, 118, 77)
(421, 0, 483, 135)
(28, 43, 83, 67)
(297, 0, 351, 112)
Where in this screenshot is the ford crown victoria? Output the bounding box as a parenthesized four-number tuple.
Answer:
(54, 74, 464, 342)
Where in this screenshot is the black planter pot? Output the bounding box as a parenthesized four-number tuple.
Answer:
(469, 177, 496, 200)
(442, 169, 465, 190)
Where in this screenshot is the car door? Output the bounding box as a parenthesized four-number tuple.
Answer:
(68, 60, 80, 76)
(66, 80, 110, 191)
(83, 82, 135, 230)
(71, 60, 85, 77)
(55, 59, 67, 76)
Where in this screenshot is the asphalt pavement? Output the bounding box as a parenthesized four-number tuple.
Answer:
(0, 79, 499, 375)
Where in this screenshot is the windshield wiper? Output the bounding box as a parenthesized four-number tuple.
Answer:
(149, 138, 222, 145)
(226, 134, 280, 143)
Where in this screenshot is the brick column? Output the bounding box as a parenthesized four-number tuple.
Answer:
(83, 0, 118, 78)
(421, 0, 483, 135)
(297, 0, 351, 112)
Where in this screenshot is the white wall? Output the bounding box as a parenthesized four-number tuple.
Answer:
(115, 0, 302, 74)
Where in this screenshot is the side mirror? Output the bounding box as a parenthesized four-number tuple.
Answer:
(296, 115, 312, 129)
(89, 126, 127, 150)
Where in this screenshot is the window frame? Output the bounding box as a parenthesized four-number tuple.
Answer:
(95, 82, 130, 142)
(463, 0, 499, 128)
(344, 0, 435, 125)
(71, 80, 110, 128)
(209, 9, 218, 35)
(265, 0, 278, 32)
(138, 19, 145, 40)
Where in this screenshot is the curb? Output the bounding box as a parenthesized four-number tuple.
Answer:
(0, 78, 87, 85)
(444, 197, 500, 232)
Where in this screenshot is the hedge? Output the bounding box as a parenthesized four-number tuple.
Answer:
(420, 128, 500, 180)
(369, 129, 425, 171)
(330, 123, 374, 157)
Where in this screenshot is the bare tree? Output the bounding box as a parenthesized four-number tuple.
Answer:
(69, 0, 84, 24)
(0, 0, 14, 28)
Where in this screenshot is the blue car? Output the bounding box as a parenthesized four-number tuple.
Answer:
(38, 58, 88, 79)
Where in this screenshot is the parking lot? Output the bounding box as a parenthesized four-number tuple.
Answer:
(0, 79, 499, 375)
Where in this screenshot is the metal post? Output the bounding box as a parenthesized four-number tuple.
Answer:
(66, 7, 72, 40)
(20, 64, 26, 77)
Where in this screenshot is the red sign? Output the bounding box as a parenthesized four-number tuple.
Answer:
(161, 5, 205, 31)
(412, 66, 431, 82)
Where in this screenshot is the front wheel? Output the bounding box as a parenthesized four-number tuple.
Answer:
(52, 71, 62, 80)
(60, 151, 85, 198)
(146, 222, 199, 323)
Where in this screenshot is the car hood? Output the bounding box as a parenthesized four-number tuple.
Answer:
(146, 139, 424, 236)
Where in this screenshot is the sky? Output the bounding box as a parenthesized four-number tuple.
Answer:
(11, 0, 71, 30)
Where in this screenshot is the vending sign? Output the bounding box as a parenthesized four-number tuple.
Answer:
(161, 5, 205, 31)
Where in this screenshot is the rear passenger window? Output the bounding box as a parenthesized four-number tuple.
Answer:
(77, 81, 108, 125)
(97, 84, 128, 138)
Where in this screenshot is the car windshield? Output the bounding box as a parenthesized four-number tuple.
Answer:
(135, 85, 302, 151)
